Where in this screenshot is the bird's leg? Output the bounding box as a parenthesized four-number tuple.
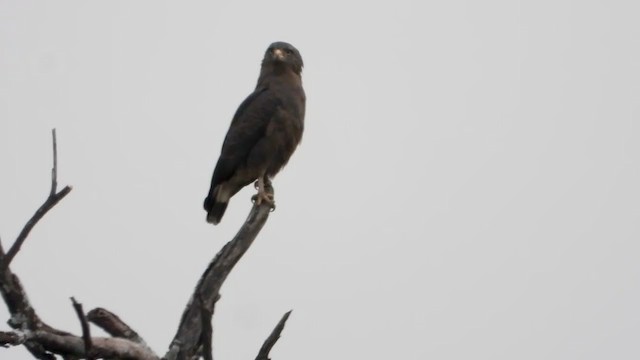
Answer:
(251, 175, 275, 209)
(263, 177, 274, 194)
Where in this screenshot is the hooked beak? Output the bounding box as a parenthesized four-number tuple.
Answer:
(273, 48, 285, 60)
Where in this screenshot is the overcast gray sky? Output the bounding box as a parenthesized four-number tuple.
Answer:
(1, 1, 639, 359)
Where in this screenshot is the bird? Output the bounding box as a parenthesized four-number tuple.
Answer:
(203, 42, 305, 225)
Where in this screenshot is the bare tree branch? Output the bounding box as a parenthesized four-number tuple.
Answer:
(0, 130, 159, 360)
(1, 185, 72, 269)
(1, 129, 72, 270)
(0, 256, 54, 359)
(2, 130, 296, 360)
(87, 307, 149, 346)
(0, 130, 74, 359)
(70, 297, 94, 360)
(50, 128, 58, 196)
(255, 311, 292, 360)
(0, 329, 158, 360)
(164, 202, 273, 360)
(198, 294, 217, 360)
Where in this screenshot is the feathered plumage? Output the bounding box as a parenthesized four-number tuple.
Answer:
(204, 42, 305, 224)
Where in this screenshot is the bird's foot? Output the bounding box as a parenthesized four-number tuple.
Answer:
(253, 179, 273, 192)
(252, 177, 275, 211)
(251, 191, 276, 211)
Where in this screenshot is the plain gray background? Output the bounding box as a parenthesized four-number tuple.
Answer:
(1, 1, 639, 359)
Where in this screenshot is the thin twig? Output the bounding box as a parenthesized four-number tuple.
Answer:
(50, 128, 58, 196)
(0, 130, 77, 360)
(255, 311, 292, 360)
(1, 130, 72, 270)
(2, 187, 72, 269)
(0, 131, 160, 360)
(70, 297, 94, 360)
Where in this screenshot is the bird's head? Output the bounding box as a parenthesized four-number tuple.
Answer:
(262, 42, 303, 75)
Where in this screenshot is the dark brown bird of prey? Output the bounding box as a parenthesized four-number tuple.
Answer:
(203, 42, 305, 224)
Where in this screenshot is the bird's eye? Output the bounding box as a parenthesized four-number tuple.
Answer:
(285, 49, 293, 55)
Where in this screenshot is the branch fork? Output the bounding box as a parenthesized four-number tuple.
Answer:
(1, 130, 293, 359)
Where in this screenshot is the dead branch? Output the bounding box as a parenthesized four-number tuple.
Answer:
(198, 294, 217, 360)
(1, 242, 158, 359)
(70, 298, 94, 360)
(255, 311, 292, 360)
(0, 248, 157, 353)
(0, 130, 158, 360)
(50, 128, 59, 196)
(87, 307, 149, 346)
(0, 129, 72, 359)
(1, 129, 72, 270)
(2, 130, 295, 360)
(164, 201, 273, 360)
(0, 224, 53, 359)
(0, 329, 158, 360)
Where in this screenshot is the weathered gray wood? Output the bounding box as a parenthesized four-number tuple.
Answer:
(0, 131, 159, 360)
(1, 129, 72, 271)
(1, 130, 295, 360)
(255, 311, 292, 360)
(70, 298, 94, 360)
(165, 202, 272, 360)
(87, 307, 149, 346)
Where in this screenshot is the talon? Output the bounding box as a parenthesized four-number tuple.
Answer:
(251, 175, 275, 210)
(251, 192, 275, 208)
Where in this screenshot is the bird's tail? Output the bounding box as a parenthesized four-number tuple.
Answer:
(204, 186, 229, 225)
(205, 201, 228, 225)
